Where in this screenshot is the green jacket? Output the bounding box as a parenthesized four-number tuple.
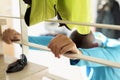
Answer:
(25, 0, 92, 34)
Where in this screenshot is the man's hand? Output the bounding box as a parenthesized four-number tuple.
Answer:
(48, 34, 81, 58)
(2, 28, 21, 44)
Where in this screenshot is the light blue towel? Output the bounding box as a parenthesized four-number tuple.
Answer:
(28, 35, 53, 50)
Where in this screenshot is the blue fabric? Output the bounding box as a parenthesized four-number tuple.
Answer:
(77, 45, 120, 66)
(86, 67, 92, 77)
(28, 35, 53, 50)
(94, 32, 120, 47)
(70, 42, 120, 80)
(28, 34, 120, 80)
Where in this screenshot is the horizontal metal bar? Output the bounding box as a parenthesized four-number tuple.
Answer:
(14, 41, 120, 68)
(46, 20, 120, 30)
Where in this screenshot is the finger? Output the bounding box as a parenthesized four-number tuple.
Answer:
(48, 34, 72, 58)
(49, 34, 70, 49)
(48, 41, 67, 58)
(49, 44, 58, 58)
(48, 34, 63, 48)
(54, 45, 61, 58)
(60, 43, 78, 55)
(6, 39, 12, 44)
(12, 34, 21, 41)
(3, 37, 12, 44)
(15, 32, 21, 35)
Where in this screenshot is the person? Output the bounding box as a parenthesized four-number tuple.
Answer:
(2, 28, 120, 80)
(49, 31, 120, 80)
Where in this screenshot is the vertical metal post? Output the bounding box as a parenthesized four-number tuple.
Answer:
(19, 0, 28, 54)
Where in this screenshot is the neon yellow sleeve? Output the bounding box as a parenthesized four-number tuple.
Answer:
(57, 0, 92, 34)
(29, 0, 92, 35)
(30, 0, 57, 25)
